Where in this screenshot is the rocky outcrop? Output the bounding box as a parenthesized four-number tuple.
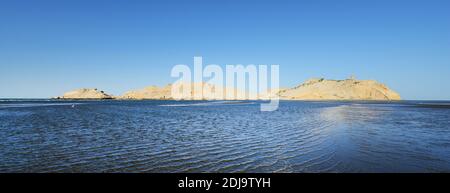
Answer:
(119, 82, 255, 100)
(57, 88, 113, 99)
(119, 85, 172, 100)
(278, 78, 401, 100)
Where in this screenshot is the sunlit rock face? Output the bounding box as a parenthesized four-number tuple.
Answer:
(113, 77, 401, 101)
(119, 82, 281, 100)
(58, 88, 113, 99)
(119, 85, 172, 100)
(119, 82, 235, 100)
(278, 78, 401, 100)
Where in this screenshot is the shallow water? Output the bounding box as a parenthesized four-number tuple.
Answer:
(0, 100, 449, 172)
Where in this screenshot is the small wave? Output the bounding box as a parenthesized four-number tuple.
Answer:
(0, 99, 53, 102)
(0, 103, 83, 108)
(411, 103, 450, 109)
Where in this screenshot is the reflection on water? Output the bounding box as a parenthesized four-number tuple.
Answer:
(0, 100, 449, 172)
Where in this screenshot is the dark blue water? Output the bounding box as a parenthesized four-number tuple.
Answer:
(1, 99, 450, 172)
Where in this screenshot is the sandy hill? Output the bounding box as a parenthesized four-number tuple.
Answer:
(119, 82, 275, 100)
(120, 85, 172, 100)
(57, 88, 113, 99)
(278, 78, 401, 100)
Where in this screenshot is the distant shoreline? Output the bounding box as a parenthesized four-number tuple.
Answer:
(3, 98, 449, 102)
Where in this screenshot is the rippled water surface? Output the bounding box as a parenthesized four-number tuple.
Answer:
(1, 100, 450, 172)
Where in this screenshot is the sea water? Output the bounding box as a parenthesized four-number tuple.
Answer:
(0, 100, 449, 172)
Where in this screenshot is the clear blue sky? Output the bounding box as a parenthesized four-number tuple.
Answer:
(1, 0, 449, 99)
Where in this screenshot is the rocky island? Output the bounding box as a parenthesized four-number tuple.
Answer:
(119, 82, 273, 100)
(119, 85, 172, 100)
(279, 78, 401, 100)
(56, 77, 401, 101)
(56, 88, 113, 99)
